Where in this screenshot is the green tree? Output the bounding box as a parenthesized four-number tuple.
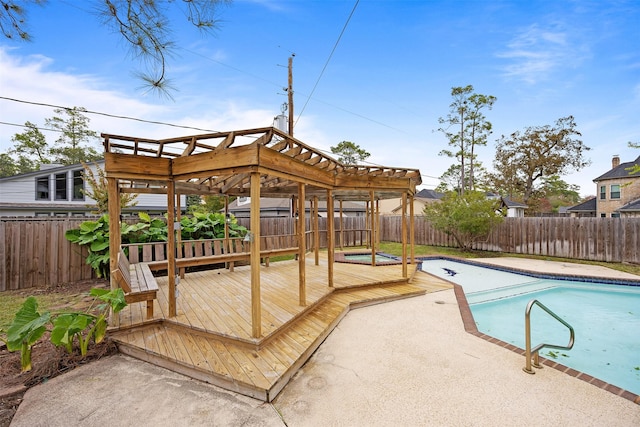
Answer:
(541, 175, 581, 209)
(45, 107, 101, 165)
(0, 153, 19, 177)
(438, 85, 496, 195)
(490, 116, 590, 205)
(81, 162, 137, 214)
(7, 121, 50, 173)
(330, 141, 370, 165)
(423, 191, 504, 251)
(1, 0, 229, 95)
(436, 161, 490, 193)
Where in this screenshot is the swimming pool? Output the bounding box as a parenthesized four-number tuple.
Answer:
(334, 251, 402, 266)
(420, 258, 640, 396)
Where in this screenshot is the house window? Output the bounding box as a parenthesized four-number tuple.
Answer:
(36, 176, 50, 200)
(600, 213, 606, 218)
(55, 172, 68, 200)
(599, 185, 606, 199)
(611, 212, 621, 218)
(610, 184, 621, 199)
(72, 169, 84, 200)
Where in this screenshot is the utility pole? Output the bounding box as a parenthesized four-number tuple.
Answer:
(288, 54, 295, 139)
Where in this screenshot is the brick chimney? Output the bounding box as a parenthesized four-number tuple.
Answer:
(612, 155, 620, 169)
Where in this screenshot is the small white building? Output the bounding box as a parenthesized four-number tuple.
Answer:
(0, 160, 185, 217)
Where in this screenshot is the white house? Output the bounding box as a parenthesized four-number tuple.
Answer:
(0, 160, 185, 217)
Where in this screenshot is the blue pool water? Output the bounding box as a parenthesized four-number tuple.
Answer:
(421, 258, 640, 395)
(344, 253, 397, 262)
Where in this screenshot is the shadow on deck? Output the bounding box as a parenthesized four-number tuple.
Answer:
(109, 252, 452, 401)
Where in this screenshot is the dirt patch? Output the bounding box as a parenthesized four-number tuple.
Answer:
(0, 279, 119, 427)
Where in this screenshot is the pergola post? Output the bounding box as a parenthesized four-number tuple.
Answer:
(376, 199, 380, 246)
(177, 192, 184, 280)
(167, 180, 177, 318)
(339, 200, 344, 249)
(107, 177, 121, 326)
(409, 194, 415, 264)
(250, 172, 262, 338)
(298, 183, 306, 306)
(401, 192, 408, 278)
(327, 190, 334, 288)
(370, 191, 376, 266)
(313, 195, 319, 266)
(365, 200, 370, 249)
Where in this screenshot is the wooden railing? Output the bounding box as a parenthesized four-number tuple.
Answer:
(121, 235, 300, 272)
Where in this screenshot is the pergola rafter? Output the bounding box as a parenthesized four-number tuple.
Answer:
(104, 126, 421, 338)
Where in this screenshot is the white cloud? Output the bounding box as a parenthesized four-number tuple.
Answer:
(0, 47, 171, 150)
(496, 23, 586, 84)
(0, 47, 293, 153)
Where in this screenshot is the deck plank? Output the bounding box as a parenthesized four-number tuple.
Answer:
(109, 252, 452, 401)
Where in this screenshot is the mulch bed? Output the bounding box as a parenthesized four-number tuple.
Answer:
(0, 279, 119, 427)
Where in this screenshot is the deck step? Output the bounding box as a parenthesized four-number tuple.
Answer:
(110, 282, 429, 401)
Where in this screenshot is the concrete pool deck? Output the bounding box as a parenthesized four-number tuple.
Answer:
(470, 256, 640, 281)
(11, 258, 640, 426)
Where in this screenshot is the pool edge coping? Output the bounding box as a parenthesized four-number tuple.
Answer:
(420, 256, 640, 406)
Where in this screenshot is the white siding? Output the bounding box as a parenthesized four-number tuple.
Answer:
(0, 161, 185, 216)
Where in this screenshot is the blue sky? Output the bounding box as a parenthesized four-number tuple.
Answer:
(1, 0, 639, 197)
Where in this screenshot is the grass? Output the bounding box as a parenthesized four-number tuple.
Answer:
(0, 284, 102, 331)
(375, 242, 640, 276)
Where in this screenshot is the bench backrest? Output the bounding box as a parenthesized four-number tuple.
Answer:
(112, 249, 132, 293)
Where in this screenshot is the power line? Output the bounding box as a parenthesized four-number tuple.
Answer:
(0, 96, 221, 133)
(181, 44, 413, 135)
(295, 0, 359, 129)
(0, 121, 63, 134)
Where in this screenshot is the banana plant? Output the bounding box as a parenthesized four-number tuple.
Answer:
(50, 287, 126, 356)
(3, 297, 51, 372)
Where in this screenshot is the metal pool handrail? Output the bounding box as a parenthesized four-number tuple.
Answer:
(523, 299, 575, 374)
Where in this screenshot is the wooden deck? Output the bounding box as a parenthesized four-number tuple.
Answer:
(109, 252, 453, 401)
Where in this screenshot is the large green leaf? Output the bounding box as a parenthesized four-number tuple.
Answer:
(6, 297, 51, 352)
(90, 239, 110, 252)
(64, 228, 81, 242)
(51, 313, 93, 350)
(79, 220, 100, 233)
(91, 287, 127, 313)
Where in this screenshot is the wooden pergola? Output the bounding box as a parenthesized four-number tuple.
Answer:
(104, 127, 421, 339)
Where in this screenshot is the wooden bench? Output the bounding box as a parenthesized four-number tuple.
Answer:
(111, 250, 158, 319)
(122, 239, 300, 274)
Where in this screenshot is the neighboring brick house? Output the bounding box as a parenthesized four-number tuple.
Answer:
(593, 155, 640, 218)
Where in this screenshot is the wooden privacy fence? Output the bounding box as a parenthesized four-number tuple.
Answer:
(0, 217, 94, 291)
(382, 216, 640, 264)
(0, 216, 369, 291)
(5, 215, 638, 291)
